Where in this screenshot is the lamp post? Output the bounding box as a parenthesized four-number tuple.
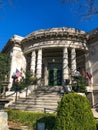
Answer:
(12, 73, 18, 102)
(72, 70, 81, 92)
(1, 75, 9, 98)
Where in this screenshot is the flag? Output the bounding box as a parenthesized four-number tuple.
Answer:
(82, 68, 92, 80)
(16, 69, 22, 78)
(15, 69, 22, 82)
(86, 72, 92, 81)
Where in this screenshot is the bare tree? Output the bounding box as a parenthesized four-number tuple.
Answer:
(62, 0, 98, 18)
(0, 0, 13, 8)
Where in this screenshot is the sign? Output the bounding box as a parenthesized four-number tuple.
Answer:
(37, 122, 45, 130)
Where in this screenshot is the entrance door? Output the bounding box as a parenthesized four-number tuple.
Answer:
(48, 64, 62, 86)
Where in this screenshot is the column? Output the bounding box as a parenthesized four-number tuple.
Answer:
(8, 49, 17, 91)
(44, 61, 48, 86)
(31, 50, 36, 76)
(36, 49, 42, 81)
(63, 47, 69, 81)
(71, 48, 76, 75)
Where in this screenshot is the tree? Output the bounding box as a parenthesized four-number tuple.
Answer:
(62, 0, 98, 18)
(12, 70, 37, 92)
(0, 53, 11, 94)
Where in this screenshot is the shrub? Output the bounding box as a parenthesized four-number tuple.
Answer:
(54, 93, 96, 130)
(6, 110, 55, 130)
(95, 120, 98, 130)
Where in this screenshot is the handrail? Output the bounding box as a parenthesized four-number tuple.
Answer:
(44, 108, 57, 113)
(92, 103, 98, 108)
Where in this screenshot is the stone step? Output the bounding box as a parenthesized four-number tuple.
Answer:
(29, 93, 61, 97)
(34, 91, 60, 94)
(10, 104, 57, 108)
(18, 98, 60, 102)
(24, 94, 60, 99)
(11, 102, 58, 106)
(14, 100, 59, 104)
(7, 86, 62, 113)
(9, 105, 57, 112)
(33, 91, 62, 95)
(17, 98, 60, 101)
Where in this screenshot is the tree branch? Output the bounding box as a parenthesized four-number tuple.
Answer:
(61, 0, 98, 17)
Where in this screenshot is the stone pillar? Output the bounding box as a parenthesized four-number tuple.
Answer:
(31, 50, 36, 76)
(71, 48, 77, 75)
(36, 49, 42, 83)
(0, 100, 9, 130)
(0, 112, 9, 130)
(63, 47, 69, 81)
(44, 61, 48, 86)
(8, 49, 17, 91)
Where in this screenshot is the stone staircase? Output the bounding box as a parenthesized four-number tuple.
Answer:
(7, 86, 63, 113)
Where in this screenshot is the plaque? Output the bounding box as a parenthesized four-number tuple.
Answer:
(37, 122, 45, 130)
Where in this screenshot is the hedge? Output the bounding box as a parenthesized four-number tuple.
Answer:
(6, 110, 55, 130)
(6, 93, 98, 130)
(54, 93, 96, 130)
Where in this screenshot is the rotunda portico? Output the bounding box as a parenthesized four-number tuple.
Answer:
(2, 27, 98, 111)
(22, 27, 88, 86)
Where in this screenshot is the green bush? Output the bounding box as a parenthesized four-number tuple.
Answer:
(6, 110, 55, 130)
(95, 120, 98, 130)
(54, 93, 96, 130)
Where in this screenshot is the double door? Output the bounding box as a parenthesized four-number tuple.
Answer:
(48, 63, 62, 86)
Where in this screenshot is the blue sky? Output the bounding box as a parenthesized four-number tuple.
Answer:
(0, 0, 98, 51)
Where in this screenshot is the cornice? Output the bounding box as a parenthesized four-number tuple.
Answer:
(22, 27, 87, 45)
(2, 35, 24, 53)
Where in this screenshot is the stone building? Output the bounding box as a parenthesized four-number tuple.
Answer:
(2, 27, 98, 107)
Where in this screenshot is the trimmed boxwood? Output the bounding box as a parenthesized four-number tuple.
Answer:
(54, 93, 96, 130)
(95, 120, 98, 130)
(6, 110, 55, 130)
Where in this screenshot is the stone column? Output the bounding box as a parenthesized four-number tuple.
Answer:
(36, 49, 42, 83)
(71, 48, 77, 75)
(31, 50, 36, 76)
(8, 49, 17, 91)
(63, 47, 69, 81)
(44, 61, 48, 86)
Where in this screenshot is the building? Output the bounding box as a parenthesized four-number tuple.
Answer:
(2, 27, 98, 107)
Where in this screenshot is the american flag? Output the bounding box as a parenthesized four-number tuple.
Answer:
(86, 72, 92, 81)
(16, 69, 22, 78)
(15, 69, 22, 82)
(82, 68, 92, 80)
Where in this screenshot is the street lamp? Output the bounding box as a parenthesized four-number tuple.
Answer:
(72, 70, 81, 92)
(1, 75, 9, 98)
(12, 72, 18, 102)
